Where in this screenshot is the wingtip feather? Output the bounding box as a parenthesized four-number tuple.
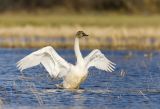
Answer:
(16, 60, 24, 72)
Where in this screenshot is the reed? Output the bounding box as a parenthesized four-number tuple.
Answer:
(29, 83, 44, 105)
(0, 26, 160, 38)
(0, 14, 160, 50)
(0, 26, 160, 50)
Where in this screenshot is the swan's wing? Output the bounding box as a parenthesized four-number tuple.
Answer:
(84, 49, 115, 72)
(17, 46, 70, 78)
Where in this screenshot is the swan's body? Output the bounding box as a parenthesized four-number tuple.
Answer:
(17, 31, 115, 89)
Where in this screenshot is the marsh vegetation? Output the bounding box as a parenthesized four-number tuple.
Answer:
(0, 14, 159, 50)
(0, 0, 160, 50)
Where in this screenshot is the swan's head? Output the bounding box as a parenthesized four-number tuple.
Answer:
(76, 31, 88, 38)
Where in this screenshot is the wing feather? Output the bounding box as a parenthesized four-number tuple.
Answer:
(17, 46, 70, 78)
(84, 49, 115, 72)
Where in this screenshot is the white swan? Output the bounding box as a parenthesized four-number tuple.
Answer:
(17, 31, 116, 89)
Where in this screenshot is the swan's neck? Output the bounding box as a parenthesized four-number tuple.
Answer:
(74, 38, 83, 64)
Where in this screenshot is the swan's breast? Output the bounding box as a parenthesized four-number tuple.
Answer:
(63, 72, 88, 89)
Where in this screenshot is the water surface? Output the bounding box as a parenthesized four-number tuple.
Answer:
(0, 48, 160, 109)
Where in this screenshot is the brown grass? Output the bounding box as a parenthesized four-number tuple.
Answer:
(0, 14, 160, 50)
(0, 26, 160, 50)
(0, 26, 160, 38)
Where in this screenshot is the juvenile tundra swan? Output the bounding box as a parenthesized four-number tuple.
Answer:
(17, 31, 115, 89)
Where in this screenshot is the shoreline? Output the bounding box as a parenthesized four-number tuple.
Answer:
(1, 34, 160, 50)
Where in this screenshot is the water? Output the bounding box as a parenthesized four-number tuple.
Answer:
(0, 48, 160, 109)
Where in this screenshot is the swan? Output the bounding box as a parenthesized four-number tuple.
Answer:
(17, 31, 116, 89)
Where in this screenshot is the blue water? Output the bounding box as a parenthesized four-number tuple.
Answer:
(0, 48, 160, 109)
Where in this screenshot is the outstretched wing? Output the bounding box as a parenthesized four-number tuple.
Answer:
(17, 46, 70, 78)
(84, 49, 115, 72)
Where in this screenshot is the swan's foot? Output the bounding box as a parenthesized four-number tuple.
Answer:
(56, 84, 64, 89)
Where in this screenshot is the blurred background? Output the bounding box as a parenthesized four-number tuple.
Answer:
(0, 0, 160, 14)
(0, 0, 160, 50)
